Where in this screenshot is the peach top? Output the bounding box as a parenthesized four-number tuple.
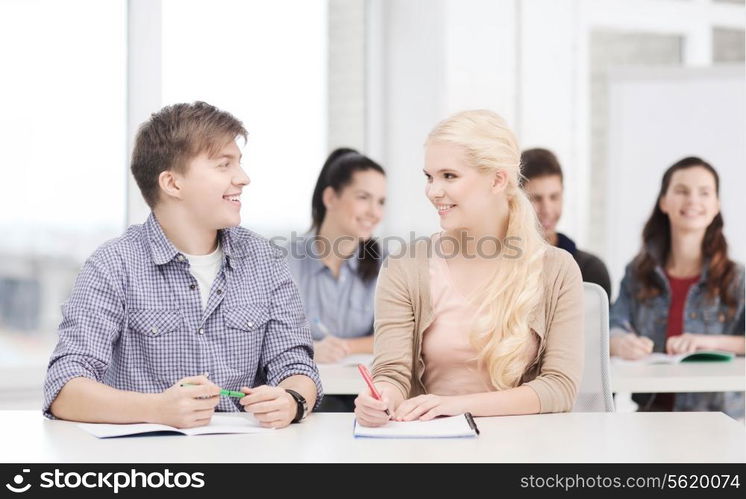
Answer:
(421, 245, 494, 395)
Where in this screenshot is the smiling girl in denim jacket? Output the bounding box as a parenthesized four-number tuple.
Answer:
(610, 157, 744, 418)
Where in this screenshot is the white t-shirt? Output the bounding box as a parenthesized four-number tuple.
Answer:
(184, 243, 224, 310)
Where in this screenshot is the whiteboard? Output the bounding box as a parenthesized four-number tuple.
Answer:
(606, 65, 746, 300)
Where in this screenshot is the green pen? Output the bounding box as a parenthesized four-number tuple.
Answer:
(181, 383, 245, 398)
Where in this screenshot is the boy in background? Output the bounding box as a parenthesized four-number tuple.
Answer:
(521, 148, 612, 299)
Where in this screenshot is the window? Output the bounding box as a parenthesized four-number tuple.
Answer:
(0, 0, 126, 407)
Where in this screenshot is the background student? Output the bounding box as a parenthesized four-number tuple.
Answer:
(609, 156, 744, 417)
(43, 102, 321, 429)
(285, 148, 386, 411)
(521, 148, 612, 299)
(354, 110, 584, 427)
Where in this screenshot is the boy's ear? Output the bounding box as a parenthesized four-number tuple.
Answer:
(158, 170, 182, 200)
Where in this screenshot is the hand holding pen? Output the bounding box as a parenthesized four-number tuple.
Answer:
(353, 364, 393, 427)
(181, 372, 245, 398)
(152, 375, 222, 429)
(610, 329, 654, 360)
(312, 317, 350, 364)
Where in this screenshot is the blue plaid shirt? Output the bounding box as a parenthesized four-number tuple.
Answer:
(43, 214, 322, 418)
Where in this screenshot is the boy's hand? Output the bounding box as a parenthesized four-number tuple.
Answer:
(150, 375, 220, 428)
(238, 385, 296, 428)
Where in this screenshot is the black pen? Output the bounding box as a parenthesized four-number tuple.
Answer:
(465, 412, 480, 435)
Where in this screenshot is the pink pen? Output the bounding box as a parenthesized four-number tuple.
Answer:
(357, 364, 390, 416)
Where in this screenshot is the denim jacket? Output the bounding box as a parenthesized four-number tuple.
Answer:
(610, 260, 745, 418)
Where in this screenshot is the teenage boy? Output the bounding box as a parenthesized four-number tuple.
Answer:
(43, 102, 321, 429)
(521, 148, 612, 299)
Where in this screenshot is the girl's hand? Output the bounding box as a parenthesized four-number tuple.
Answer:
(666, 333, 713, 355)
(393, 394, 464, 422)
(354, 385, 394, 427)
(610, 333, 654, 360)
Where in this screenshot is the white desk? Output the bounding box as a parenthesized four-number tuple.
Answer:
(610, 357, 745, 393)
(320, 358, 746, 395)
(0, 411, 743, 463)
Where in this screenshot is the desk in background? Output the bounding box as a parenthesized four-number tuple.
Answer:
(317, 354, 372, 396)
(320, 357, 746, 396)
(610, 357, 745, 393)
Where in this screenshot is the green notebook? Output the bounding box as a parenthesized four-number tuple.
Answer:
(646, 350, 735, 364)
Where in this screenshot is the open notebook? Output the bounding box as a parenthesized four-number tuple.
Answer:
(643, 350, 735, 364)
(78, 415, 274, 438)
(353, 413, 480, 439)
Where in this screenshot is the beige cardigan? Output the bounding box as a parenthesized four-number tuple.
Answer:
(371, 238, 584, 413)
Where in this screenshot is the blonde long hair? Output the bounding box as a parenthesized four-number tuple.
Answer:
(427, 110, 547, 390)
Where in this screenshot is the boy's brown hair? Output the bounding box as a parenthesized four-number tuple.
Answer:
(131, 101, 248, 208)
(519, 147, 564, 187)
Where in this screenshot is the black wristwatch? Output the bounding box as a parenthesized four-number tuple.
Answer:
(285, 389, 308, 423)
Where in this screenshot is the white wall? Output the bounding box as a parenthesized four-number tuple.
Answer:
(160, 0, 329, 237)
(368, 0, 601, 243)
(370, 0, 519, 239)
(368, 0, 448, 238)
(369, 0, 745, 271)
(127, 0, 161, 226)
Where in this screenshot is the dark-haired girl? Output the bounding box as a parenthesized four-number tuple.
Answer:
(610, 157, 744, 417)
(286, 148, 386, 369)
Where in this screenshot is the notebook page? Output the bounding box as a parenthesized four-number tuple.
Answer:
(181, 415, 272, 436)
(353, 414, 478, 439)
(78, 422, 184, 438)
(78, 415, 272, 438)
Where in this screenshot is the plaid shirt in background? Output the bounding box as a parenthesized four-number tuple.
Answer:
(43, 213, 322, 418)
